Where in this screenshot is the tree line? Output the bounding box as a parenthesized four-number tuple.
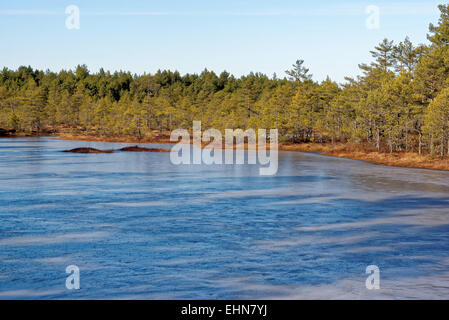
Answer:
(2, 4, 449, 157)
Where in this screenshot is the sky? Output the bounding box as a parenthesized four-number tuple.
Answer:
(0, 0, 443, 83)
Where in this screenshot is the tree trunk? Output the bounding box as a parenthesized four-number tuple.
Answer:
(405, 122, 408, 152)
(447, 136, 449, 157)
(430, 136, 434, 155)
(419, 132, 423, 156)
(376, 128, 380, 152)
(388, 134, 393, 154)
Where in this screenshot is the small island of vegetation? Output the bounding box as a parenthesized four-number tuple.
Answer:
(3, 5, 449, 170)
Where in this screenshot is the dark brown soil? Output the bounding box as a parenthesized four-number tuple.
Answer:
(119, 145, 170, 152)
(62, 148, 114, 154)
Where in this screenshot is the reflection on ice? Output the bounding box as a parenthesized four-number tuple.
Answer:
(0, 138, 449, 299)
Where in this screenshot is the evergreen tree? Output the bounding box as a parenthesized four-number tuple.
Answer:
(370, 38, 395, 72)
(423, 87, 449, 157)
(285, 59, 312, 82)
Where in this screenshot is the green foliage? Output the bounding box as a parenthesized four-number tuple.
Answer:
(1, 4, 449, 157)
(370, 38, 395, 72)
(285, 59, 312, 82)
(428, 4, 449, 47)
(423, 87, 449, 156)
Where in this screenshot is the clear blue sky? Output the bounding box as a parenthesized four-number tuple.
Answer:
(0, 0, 443, 83)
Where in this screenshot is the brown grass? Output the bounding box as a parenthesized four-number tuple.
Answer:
(280, 142, 449, 171)
(58, 133, 175, 144)
(324, 149, 449, 171)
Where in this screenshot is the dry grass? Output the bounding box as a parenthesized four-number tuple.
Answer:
(280, 142, 449, 171)
(325, 149, 449, 171)
(58, 133, 175, 144)
(280, 143, 345, 153)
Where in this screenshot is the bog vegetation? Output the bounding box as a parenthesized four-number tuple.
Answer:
(2, 5, 449, 158)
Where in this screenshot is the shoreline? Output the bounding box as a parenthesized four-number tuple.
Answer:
(56, 133, 449, 172)
(281, 143, 449, 172)
(3, 132, 449, 172)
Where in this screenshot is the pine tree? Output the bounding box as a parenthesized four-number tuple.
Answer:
(428, 4, 449, 47)
(370, 39, 395, 72)
(393, 37, 427, 74)
(285, 59, 312, 82)
(423, 87, 449, 157)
